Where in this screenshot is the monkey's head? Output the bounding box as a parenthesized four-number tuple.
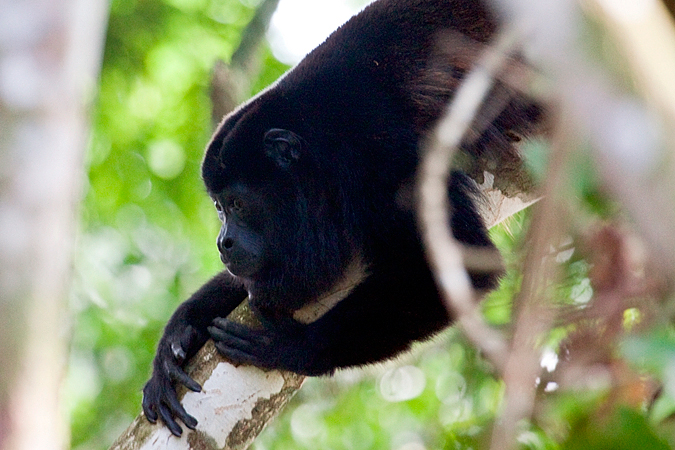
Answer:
(202, 94, 358, 313)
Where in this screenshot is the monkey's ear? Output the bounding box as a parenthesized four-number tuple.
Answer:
(263, 128, 304, 169)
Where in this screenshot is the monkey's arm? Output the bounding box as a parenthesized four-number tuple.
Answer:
(142, 271, 248, 436)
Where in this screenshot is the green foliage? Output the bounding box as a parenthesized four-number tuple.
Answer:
(252, 332, 507, 450)
(563, 408, 670, 450)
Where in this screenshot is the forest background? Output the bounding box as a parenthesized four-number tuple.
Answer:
(2, 0, 675, 449)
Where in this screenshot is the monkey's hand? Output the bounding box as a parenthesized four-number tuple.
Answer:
(142, 325, 203, 437)
(208, 318, 331, 376)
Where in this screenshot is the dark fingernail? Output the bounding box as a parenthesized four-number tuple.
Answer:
(184, 416, 198, 429)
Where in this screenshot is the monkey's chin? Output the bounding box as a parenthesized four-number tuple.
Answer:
(223, 261, 258, 279)
(220, 254, 241, 276)
(223, 264, 240, 277)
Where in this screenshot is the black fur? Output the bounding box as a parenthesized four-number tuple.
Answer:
(142, 0, 541, 436)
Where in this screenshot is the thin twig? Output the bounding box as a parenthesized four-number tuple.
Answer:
(417, 27, 522, 374)
(211, 0, 281, 125)
(489, 113, 571, 450)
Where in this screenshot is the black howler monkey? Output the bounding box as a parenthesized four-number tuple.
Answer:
(142, 0, 541, 436)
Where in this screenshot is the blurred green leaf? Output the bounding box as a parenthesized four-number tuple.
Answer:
(563, 408, 669, 450)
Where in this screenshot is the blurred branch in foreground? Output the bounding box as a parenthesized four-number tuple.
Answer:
(0, 0, 108, 449)
(419, 0, 675, 449)
(210, 0, 281, 125)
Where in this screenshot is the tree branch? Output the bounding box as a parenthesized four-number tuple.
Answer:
(0, 0, 108, 448)
(417, 27, 526, 375)
(110, 303, 304, 450)
(210, 0, 281, 125)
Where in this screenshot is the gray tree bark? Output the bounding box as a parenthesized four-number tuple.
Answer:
(110, 304, 305, 450)
(0, 0, 108, 449)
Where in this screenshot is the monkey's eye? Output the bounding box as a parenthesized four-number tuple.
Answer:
(221, 197, 246, 218)
(232, 198, 245, 212)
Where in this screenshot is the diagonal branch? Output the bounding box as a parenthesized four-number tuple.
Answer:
(417, 27, 524, 374)
(210, 0, 281, 125)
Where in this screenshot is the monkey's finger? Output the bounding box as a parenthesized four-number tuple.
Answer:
(214, 340, 264, 367)
(158, 402, 184, 437)
(142, 399, 158, 423)
(210, 320, 272, 346)
(181, 325, 199, 352)
(168, 365, 202, 392)
(208, 325, 257, 353)
(170, 340, 186, 363)
(165, 390, 199, 431)
(211, 317, 229, 328)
